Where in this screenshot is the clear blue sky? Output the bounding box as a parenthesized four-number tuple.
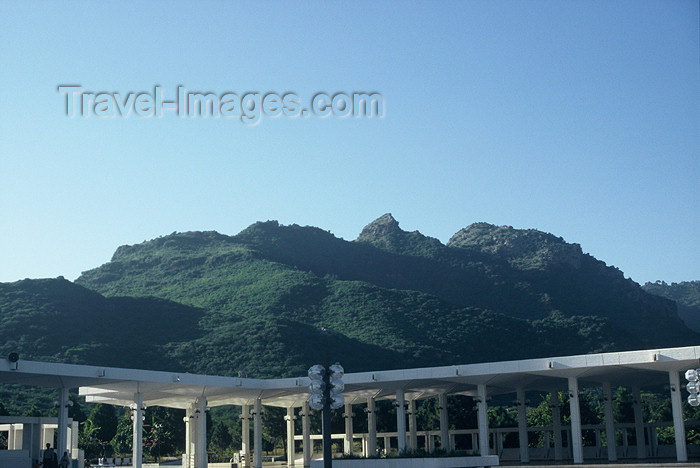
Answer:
(1, 1, 698, 285)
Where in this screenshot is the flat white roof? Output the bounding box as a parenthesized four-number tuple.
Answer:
(1, 345, 698, 409)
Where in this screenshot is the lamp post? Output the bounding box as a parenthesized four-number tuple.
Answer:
(308, 364, 344, 468)
(685, 368, 700, 406)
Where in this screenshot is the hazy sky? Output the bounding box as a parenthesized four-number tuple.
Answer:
(1, 1, 698, 285)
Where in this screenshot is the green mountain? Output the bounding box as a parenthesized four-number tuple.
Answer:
(0, 278, 203, 370)
(1, 215, 696, 387)
(643, 280, 700, 332)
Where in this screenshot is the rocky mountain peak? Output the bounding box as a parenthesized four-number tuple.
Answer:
(356, 213, 444, 257)
(356, 213, 403, 241)
(448, 223, 583, 270)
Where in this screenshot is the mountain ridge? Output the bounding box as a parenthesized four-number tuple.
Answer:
(1, 215, 696, 387)
(643, 280, 700, 333)
(75, 215, 696, 350)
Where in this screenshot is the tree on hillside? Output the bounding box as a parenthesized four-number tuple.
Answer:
(229, 413, 244, 452)
(69, 395, 88, 422)
(0, 405, 8, 449)
(88, 404, 118, 455)
(110, 406, 183, 460)
(143, 421, 174, 462)
(23, 405, 42, 417)
(79, 419, 102, 459)
(111, 411, 132, 455)
(262, 406, 286, 454)
(209, 421, 233, 460)
(145, 407, 184, 456)
(613, 387, 634, 424)
(526, 390, 603, 447)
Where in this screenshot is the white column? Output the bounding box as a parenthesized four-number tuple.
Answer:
(477, 384, 489, 456)
(195, 398, 207, 468)
(43, 426, 55, 449)
(132, 393, 143, 468)
(438, 394, 449, 452)
(395, 390, 407, 452)
(366, 398, 377, 457)
(651, 425, 659, 456)
(407, 399, 417, 451)
(551, 391, 563, 461)
(285, 407, 295, 467)
(516, 388, 529, 463)
(632, 386, 646, 459)
(343, 403, 353, 454)
(241, 404, 251, 468)
(184, 408, 193, 468)
(301, 402, 310, 467)
(57, 387, 69, 457)
(568, 377, 583, 464)
(669, 371, 688, 462)
(8, 423, 14, 450)
(70, 421, 79, 453)
(253, 399, 263, 468)
(602, 382, 617, 461)
(25, 422, 41, 463)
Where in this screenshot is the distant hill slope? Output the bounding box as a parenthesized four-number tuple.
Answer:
(2, 276, 629, 379)
(1, 215, 695, 389)
(64, 215, 693, 373)
(0, 278, 203, 370)
(643, 280, 700, 332)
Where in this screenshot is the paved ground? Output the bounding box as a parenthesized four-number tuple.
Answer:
(136, 460, 700, 468)
(250, 463, 697, 467)
(504, 464, 697, 467)
(228, 462, 700, 467)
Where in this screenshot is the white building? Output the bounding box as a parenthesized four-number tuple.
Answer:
(1, 345, 699, 467)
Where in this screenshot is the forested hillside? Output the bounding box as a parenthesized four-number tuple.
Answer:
(0, 278, 203, 370)
(643, 280, 700, 332)
(1, 215, 696, 399)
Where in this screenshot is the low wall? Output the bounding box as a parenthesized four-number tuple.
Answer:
(207, 463, 233, 468)
(311, 455, 499, 468)
(0, 449, 31, 468)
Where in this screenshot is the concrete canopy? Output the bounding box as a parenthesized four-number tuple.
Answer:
(341, 346, 700, 403)
(1, 345, 698, 410)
